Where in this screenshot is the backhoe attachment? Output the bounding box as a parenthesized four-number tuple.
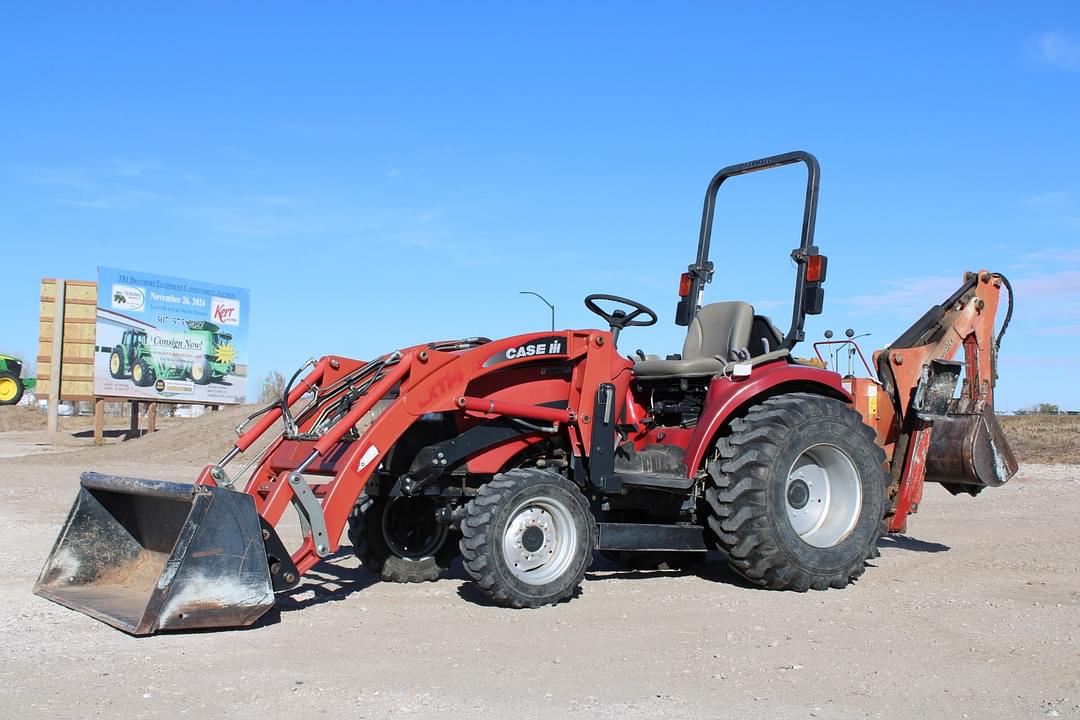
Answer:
(876, 270, 1017, 530)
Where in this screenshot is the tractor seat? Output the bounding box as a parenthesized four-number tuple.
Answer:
(634, 301, 782, 379)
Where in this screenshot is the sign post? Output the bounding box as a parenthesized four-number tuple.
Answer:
(46, 280, 65, 433)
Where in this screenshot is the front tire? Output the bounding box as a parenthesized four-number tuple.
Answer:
(347, 494, 458, 583)
(460, 468, 595, 608)
(132, 358, 155, 387)
(705, 393, 889, 591)
(190, 359, 212, 385)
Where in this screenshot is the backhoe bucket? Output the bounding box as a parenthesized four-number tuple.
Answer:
(34, 472, 275, 636)
(924, 405, 1019, 491)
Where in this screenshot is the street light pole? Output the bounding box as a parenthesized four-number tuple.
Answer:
(519, 291, 555, 331)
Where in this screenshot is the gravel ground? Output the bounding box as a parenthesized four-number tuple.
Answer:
(0, 444, 1076, 720)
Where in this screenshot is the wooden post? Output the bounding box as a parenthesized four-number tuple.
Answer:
(147, 402, 157, 433)
(126, 400, 140, 440)
(47, 279, 66, 433)
(94, 398, 105, 445)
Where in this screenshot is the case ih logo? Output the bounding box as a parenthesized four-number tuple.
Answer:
(483, 336, 566, 367)
(211, 297, 241, 326)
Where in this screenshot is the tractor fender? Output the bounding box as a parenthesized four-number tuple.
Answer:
(684, 363, 852, 475)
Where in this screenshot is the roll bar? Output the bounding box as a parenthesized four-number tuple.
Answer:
(675, 150, 823, 348)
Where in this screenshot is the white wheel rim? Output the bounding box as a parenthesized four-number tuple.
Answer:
(501, 495, 578, 585)
(785, 443, 862, 548)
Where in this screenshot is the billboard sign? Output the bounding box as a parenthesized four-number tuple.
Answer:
(94, 267, 250, 404)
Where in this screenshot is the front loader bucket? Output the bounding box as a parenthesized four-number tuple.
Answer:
(924, 405, 1019, 491)
(34, 472, 275, 636)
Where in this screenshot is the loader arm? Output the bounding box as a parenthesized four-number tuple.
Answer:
(35, 329, 626, 634)
(876, 270, 1017, 532)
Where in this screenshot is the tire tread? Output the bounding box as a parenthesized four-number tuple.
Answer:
(705, 393, 889, 592)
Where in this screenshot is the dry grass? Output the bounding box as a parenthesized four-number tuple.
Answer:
(1000, 413, 1080, 464)
(0, 405, 45, 432)
(0, 405, 162, 434)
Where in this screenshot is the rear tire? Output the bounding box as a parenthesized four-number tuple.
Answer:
(705, 393, 888, 591)
(347, 494, 458, 583)
(460, 468, 595, 608)
(109, 348, 128, 379)
(0, 372, 23, 406)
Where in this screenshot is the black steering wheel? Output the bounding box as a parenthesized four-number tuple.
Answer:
(584, 294, 658, 337)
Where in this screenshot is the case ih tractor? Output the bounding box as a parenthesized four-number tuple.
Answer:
(108, 323, 235, 387)
(36, 151, 1017, 634)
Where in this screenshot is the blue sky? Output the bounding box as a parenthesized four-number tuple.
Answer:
(2, 3, 1078, 410)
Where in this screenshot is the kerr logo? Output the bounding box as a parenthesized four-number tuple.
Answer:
(483, 336, 567, 367)
(211, 297, 241, 326)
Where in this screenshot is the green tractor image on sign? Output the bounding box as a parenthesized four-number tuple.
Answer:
(109, 324, 236, 388)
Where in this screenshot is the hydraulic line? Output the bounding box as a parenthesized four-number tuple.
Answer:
(994, 273, 1013, 346)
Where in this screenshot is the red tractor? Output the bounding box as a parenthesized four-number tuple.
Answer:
(36, 151, 1017, 634)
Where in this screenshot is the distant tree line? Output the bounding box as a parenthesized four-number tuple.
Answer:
(1011, 403, 1080, 415)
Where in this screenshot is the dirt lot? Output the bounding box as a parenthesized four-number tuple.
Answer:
(1, 410, 1078, 719)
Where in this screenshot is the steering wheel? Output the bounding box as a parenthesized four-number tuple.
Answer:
(584, 294, 658, 336)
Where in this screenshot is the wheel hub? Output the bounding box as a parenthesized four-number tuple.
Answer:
(787, 479, 810, 509)
(521, 525, 545, 553)
(505, 507, 555, 573)
(501, 498, 579, 585)
(785, 443, 863, 548)
(0, 378, 16, 402)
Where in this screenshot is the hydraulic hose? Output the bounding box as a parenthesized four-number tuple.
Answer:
(994, 273, 1013, 346)
(281, 359, 316, 437)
